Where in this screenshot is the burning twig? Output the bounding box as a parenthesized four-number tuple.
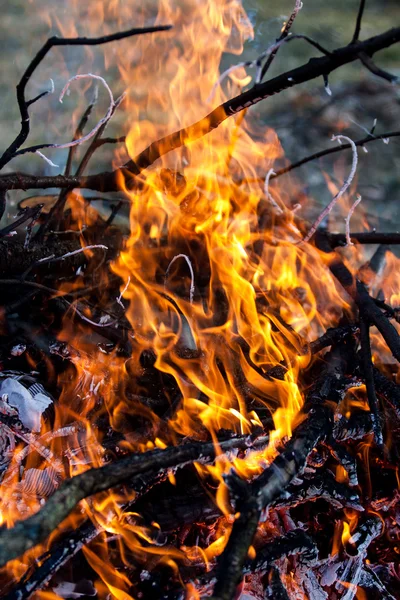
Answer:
(0, 433, 269, 568)
(303, 135, 358, 243)
(359, 318, 384, 446)
(210, 340, 354, 599)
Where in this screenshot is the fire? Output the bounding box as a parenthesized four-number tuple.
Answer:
(0, 0, 393, 598)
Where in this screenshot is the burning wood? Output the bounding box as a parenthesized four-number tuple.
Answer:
(0, 0, 400, 599)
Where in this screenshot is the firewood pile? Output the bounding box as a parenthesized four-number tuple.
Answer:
(0, 1, 400, 598)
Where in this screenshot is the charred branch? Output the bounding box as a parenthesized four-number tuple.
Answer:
(210, 340, 354, 600)
(0, 433, 269, 568)
(0, 25, 172, 171)
(315, 232, 400, 362)
(359, 318, 384, 446)
(271, 131, 400, 182)
(0, 29, 399, 193)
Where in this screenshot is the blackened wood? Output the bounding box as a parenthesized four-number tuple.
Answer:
(243, 530, 318, 574)
(3, 470, 165, 600)
(1, 29, 400, 193)
(315, 232, 400, 363)
(265, 567, 290, 600)
(0, 433, 269, 568)
(359, 318, 384, 447)
(373, 367, 400, 419)
(210, 340, 354, 600)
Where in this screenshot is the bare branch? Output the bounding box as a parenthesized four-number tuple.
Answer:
(0, 24, 172, 170)
(352, 0, 367, 43)
(345, 194, 362, 246)
(0, 29, 399, 194)
(271, 130, 400, 180)
(303, 135, 358, 243)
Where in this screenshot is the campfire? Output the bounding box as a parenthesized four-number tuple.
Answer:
(0, 0, 400, 598)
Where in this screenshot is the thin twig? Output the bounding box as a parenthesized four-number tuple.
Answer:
(0, 434, 269, 567)
(303, 135, 358, 243)
(1, 30, 399, 193)
(165, 254, 195, 304)
(260, 0, 303, 80)
(20, 244, 108, 280)
(358, 51, 398, 83)
(12, 74, 118, 165)
(345, 194, 362, 246)
(0, 24, 172, 170)
(64, 87, 99, 177)
(209, 32, 330, 101)
(271, 130, 400, 180)
(352, 0, 367, 43)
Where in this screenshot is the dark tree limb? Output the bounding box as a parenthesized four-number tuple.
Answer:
(2, 470, 165, 600)
(352, 0, 367, 43)
(0, 433, 269, 568)
(359, 318, 384, 446)
(358, 51, 398, 83)
(210, 341, 354, 600)
(315, 232, 400, 363)
(121, 27, 400, 183)
(271, 131, 400, 181)
(0, 29, 399, 193)
(0, 25, 172, 170)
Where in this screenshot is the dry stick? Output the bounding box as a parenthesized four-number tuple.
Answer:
(209, 341, 354, 600)
(0, 24, 172, 170)
(271, 130, 399, 180)
(352, 0, 367, 44)
(1, 28, 399, 195)
(328, 231, 400, 246)
(3, 469, 165, 600)
(302, 135, 358, 243)
(0, 433, 269, 568)
(64, 88, 99, 177)
(315, 231, 400, 362)
(260, 0, 303, 81)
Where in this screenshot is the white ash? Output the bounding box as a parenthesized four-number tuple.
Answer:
(10, 344, 26, 356)
(0, 378, 52, 432)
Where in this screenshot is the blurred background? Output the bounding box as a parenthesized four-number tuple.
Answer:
(0, 0, 399, 230)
